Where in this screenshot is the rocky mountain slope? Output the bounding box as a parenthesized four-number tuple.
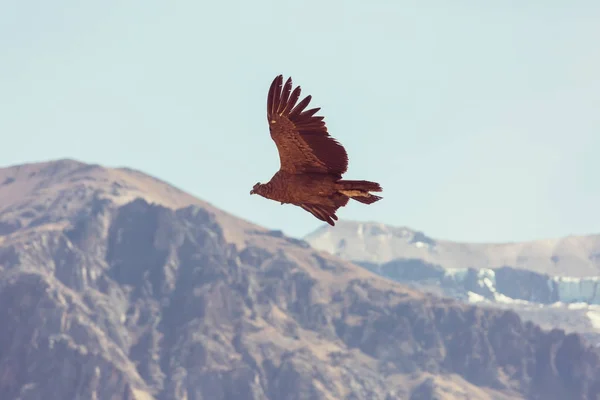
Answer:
(1, 159, 600, 400)
(304, 222, 600, 347)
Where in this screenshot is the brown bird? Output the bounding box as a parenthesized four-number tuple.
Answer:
(250, 75, 382, 226)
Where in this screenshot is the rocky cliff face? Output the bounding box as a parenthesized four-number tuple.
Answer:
(304, 222, 600, 348)
(2, 160, 600, 400)
(355, 259, 600, 345)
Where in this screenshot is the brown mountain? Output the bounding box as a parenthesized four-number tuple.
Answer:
(1, 159, 600, 400)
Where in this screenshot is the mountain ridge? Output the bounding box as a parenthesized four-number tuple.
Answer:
(1, 159, 600, 399)
(0, 158, 271, 249)
(304, 220, 600, 277)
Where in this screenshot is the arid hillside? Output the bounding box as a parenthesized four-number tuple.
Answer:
(1, 159, 599, 400)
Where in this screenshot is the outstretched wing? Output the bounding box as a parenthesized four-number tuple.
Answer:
(267, 75, 348, 177)
(299, 203, 339, 226)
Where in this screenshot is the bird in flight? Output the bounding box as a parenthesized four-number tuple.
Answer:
(250, 75, 382, 226)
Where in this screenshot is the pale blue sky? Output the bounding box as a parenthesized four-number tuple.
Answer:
(1, 1, 599, 242)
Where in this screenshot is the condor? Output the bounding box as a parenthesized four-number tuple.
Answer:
(250, 75, 382, 226)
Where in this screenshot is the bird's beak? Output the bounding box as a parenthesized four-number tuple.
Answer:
(250, 190, 254, 195)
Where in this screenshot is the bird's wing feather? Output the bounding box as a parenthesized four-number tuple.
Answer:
(299, 203, 339, 226)
(267, 75, 349, 176)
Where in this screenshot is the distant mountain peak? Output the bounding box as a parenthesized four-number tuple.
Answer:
(304, 220, 600, 277)
(304, 220, 436, 263)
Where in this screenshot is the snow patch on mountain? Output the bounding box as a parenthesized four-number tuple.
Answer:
(441, 267, 600, 305)
(553, 276, 600, 303)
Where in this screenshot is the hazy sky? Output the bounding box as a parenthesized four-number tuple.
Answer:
(1, 1, 599, 242)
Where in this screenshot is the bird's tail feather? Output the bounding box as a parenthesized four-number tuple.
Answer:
(336, 180, 383, 205)
(337, 180, 382, 192)
(351, 194, 382, 204)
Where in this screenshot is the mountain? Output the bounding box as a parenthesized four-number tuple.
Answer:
(304, 221, 600, 277)
(304, 221, 600, 347)
(1, 159, 600, 400)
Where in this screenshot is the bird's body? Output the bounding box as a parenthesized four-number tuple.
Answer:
(250, 75, 383, 226)
(255, 171, 338, 204)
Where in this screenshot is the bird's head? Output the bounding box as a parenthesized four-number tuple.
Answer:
(249, 182, 263, 196)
